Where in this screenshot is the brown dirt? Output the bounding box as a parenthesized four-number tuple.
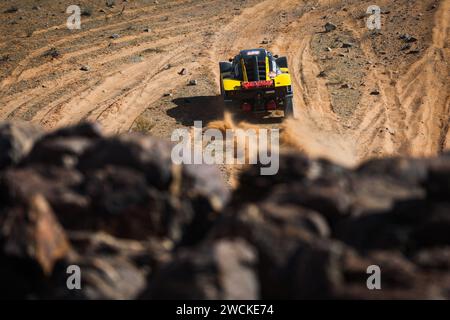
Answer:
(0, 0, 448, 171)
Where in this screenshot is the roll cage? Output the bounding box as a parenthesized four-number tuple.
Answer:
(230, 49, 280, 81)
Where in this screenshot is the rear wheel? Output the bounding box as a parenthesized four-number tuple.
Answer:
(283, 95, 294, 118)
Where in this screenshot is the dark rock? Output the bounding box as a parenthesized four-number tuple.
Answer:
(61, 255, 146, 299)
(211, 193, 330, 298)
(78, 134, 173, 189)
(324, 22, 337, 32)
(24, 137, 92, 167)
(401, 44, 411, 51)
(409, 202, 450, 248)
(337, 249, 443, 299)
(72, 166, 186, 240)
(0, 122, 43, 169)
(81, 7, 92, 17)
(367, 251, 417, 288)
(43, 47, 61, 59)
(335, 212, 408, 251)
(0, 194, 70, 274)
(177, 164, 230, 245)
(0, 167, 87, 218)
(291, 241, 444, 299)
(46, 122, 103, 140)
(399, 34, 417, 43)
(0, 54, 11, 62)
(356, 157, 428, 185)
(0, 121, 449, 299)
(0, 194, 71, 298)
(2, 128, 228, 244)
(425, 155, 450, 199)
(218, 152, 450, 298)
(44, 231, 159, 299)
(4, 6, 19, 14)
(414, 247, 450, 270)
(234, 153, 353, 225)
(106, 0, 116, 8)
(146, 239, 259, 299)
(289, 239, 346, 299)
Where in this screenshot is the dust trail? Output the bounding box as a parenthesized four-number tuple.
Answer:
(210, 112, 356, 165)
(281, 117, 358, 167)
(208, 111, 357, 188)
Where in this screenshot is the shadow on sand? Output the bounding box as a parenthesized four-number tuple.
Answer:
(167, 95, 284, 126)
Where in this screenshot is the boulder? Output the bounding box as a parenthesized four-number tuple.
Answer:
(0, 120, 449, 299)
(0, 122, 43, 169)
(324, 22, 337, 32)
(146, 239, 259, 299)
(43, 232, 167, 299)
(0, 194, 71, 298)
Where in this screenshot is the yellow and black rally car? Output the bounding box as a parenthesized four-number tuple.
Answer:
(219, 48, 294, 117)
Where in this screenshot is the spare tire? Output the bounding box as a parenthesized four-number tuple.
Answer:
(276, 57, 288, 68)
(219, 62, 233, 73)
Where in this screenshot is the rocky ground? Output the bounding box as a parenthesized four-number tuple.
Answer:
(0, 121, 449, 299)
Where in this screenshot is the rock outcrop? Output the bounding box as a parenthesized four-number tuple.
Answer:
(0, 122, 448, 299)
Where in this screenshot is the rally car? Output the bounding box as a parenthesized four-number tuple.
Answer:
(219, 48, 294, 118)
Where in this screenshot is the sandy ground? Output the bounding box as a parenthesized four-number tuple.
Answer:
(0, 0, 449, 172)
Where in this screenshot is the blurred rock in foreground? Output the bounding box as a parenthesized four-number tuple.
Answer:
(0, 121, 448, 299)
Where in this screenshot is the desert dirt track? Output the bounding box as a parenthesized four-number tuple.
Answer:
(0, 0, 449, 168)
